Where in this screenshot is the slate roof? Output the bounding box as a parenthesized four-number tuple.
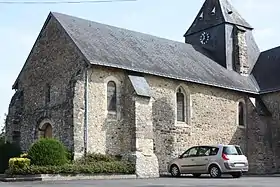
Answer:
(219, 0, 252, 29)
(184, 0, 252, 37)
(51, 12, 260, 94)
(252, 46, 280, 93)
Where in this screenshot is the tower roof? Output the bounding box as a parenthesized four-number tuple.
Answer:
(184, 0, 252, 36)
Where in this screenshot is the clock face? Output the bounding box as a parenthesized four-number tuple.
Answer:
(200, 31, 210, 45)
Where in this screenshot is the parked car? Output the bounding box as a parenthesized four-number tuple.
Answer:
(167, 144, 248, 178)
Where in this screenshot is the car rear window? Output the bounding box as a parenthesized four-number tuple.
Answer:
(223, 146, 243, 155)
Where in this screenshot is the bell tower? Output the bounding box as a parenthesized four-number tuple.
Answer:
(184, 0, 260, 76)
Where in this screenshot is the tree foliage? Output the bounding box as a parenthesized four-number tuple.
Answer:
(0, 113, 6, 144)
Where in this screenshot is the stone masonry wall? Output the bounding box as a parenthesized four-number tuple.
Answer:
(246, 98, 274, 174)
(6, 16, 86, 152)
(86, 66, 134, 156)
(262, 92, 280, 173)
(86, 66, 247, 174)
(253, 92, 280, 174)
(146, 75, 247, 173)
(233, 26, 249, 75)
(134, 96, 159, 178)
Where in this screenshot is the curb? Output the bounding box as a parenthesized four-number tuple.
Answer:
(244, 174, 280, 177)
(0, 174, 137, 182)
(159, 173, 280, 178)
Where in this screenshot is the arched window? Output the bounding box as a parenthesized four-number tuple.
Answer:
(107, 81, 117, 112)
(238, 102, 245, 126)
(176, 87, 185, 122)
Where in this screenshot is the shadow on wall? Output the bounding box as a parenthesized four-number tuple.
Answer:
(101, 116, 122, 156)
(228, 127, 246, 154)
(101, 114, 134, 157)
(152, 97, 175, 173)
(236, 98, 277, 175)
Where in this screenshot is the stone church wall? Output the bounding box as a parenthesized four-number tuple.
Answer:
(146, 76, 246, 173)
(6, 16, 85, 152)
(85, 66, 247, 174)
(246, 92, 280, 174)
(86, 66, 134, 156)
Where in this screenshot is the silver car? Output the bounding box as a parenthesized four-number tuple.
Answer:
(167, 144, 249, 178)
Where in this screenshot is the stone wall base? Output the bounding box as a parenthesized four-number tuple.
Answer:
(133, 151, 159, 178)
(73, 152, 84, 160)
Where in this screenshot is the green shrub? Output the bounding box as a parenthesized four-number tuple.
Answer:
(74, 153, 120, 165)
(5, 161, 135, 175)
(28, 138, 68, 166)
(66, 150, 74, 163)
(0, 142, 22, 173)
(9, 157, 30, 170)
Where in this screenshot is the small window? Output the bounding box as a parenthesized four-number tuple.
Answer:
(176, 88, 185, 122)
(211, 7, 216, 15)
(107, 81, 117, 112)
(45, 84, 51, 104)
(12, 131, 21, 145)
(238, 102, 245, 126)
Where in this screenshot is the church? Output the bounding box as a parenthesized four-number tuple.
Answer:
(5, 0, 280, 178)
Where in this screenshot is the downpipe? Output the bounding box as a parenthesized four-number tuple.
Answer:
(84, 67, 89, 156)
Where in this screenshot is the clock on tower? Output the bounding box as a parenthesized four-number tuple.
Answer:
(199, 31, 210, 45)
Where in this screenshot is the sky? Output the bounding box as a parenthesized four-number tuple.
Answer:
(0, 0, 280, 129)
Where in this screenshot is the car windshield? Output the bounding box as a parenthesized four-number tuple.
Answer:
(223, 145, 243, 155)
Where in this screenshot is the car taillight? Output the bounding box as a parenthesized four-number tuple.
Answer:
(222, 153, 229, 160)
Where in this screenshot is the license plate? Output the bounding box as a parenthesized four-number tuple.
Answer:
(235, 164, 245, 167)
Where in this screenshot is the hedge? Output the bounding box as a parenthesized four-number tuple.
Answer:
(0, 142, 22, 173)
(5, 161, 135, 175)
(74, 153, 120, 165)
(28, 138, 69, 166)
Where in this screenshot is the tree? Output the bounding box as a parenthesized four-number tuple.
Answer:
(0, 114, 6, 144)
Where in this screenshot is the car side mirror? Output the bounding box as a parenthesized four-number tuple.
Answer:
(178, 155, 183, 159)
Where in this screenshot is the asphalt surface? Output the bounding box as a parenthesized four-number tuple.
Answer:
(0, 176, 279, 187)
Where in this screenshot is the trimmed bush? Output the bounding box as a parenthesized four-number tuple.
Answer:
(9, 157, 30, 170)
(28, 138, 68, 166)
(74, 153, 119, 165)
(20, 153, 28, 158)
(0, 142, 22, 173)
(5, 161, 135, 175)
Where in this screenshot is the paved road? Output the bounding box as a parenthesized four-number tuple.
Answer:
(0, 176, 279, 187)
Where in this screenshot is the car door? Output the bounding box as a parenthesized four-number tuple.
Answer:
(194, 146, 212, 172)
(177, 146, 199, 173)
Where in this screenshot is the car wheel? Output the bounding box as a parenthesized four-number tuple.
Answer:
(209, 165, 222, 178)
(192, 173, 201, 178)
(170, 165, 181, 177)
(231, 172, 242, 178)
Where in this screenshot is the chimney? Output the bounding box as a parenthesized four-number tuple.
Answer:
(233, 25, 249, 75)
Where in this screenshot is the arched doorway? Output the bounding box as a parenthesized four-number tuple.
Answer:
(39, 122, 53, 138)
